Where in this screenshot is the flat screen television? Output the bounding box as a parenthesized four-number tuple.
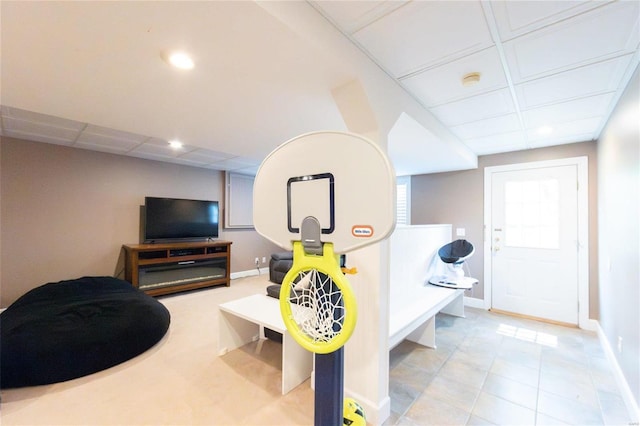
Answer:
(143, 197, 219, 243)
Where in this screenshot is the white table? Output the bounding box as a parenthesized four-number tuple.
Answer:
(218, 294, 313, 394)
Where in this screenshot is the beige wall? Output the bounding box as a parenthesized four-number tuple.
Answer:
(411, 141, 599, 317)
(0, 137, 280, 307)
(597, 66, 639, 406)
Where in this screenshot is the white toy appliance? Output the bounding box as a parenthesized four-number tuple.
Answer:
(428, 239, 478, 290)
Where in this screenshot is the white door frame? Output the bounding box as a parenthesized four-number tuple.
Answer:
(483, 156, 592, 330)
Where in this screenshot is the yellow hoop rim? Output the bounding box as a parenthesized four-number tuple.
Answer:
(279, 241, 357, 354)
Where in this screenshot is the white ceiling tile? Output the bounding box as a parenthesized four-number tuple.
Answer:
(129, 138, 193, 158)
(526, 117, 602, 142)
(74, 140, 138, 154)
(178, 148, 234, 163)
(0, 128, 76, 146)
(76, 124, 148, 151)
(528, 134, 595, 149)
(2, 106, 86, 131)
(2, 116, 82, 144)
(515, 55, 633, 109)
(462, 131, 527, 155)
(491, 0, 608, 41)
(522, 92, 615, 129)
(126, 150, 176, 163)
(233, 165, 259, 176)
(1, 106, 85, 145)
(430, 88, 516, 127)
(401, 47, 508, 107)
(352, 1, 493, 77)
(210, 157, 259, 170)
(451, 113, 522, 140)
(504, 1, 640, 83)
(170, 157, 211, 167)
(312, 1, 408, 34)
(81, 124, 149, 143)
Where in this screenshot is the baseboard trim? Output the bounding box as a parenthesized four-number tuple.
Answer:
(230, 268, 268, 280)
(583, 318, 598, 332)
(596, 321, 640, 422)
(464, 296, 485, 309)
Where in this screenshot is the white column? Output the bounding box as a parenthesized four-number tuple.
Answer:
(342, 242, 391, 425)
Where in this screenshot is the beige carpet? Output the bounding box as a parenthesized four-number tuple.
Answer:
(1, 275, 315, 425)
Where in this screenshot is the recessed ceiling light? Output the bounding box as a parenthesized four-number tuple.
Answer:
(168, 140, 183, 149)
(162, 51, 194, 70)
(462, 72, 481, 87)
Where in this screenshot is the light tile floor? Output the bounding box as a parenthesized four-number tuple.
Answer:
(386, 308, 633, 426)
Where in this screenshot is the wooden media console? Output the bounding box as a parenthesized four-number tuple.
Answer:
(123, 241, 232, 296)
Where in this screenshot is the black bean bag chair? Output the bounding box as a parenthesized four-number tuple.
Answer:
(0, 276, 170, 388)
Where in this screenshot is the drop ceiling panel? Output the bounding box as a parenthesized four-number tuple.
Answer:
(401, 47, 508, 107)
(491, 0, 608, 41)
(430, 88, 516, 127)
(127, 150, 181, 163)
(312, 1, 407, 34)
(528, 133, 595, 149)
(352, 1, 493, 78)
(169, 157, 213, 168)
(462, 131, 527, 155)
(75, 124, 148, 153)
(209, 157, 259, 171)
(522, 92, 615, 129)
(526, 116, 601, 142)
(504, 1, 640, 83)
(129, 139, 193, 159)
(233, 165, 260, 175)
(2, 106, 86, 131)
(178, 148, 234, 164)
(451, 113, 522, 140)
(1, 106, 86, 145)
(1, 116, 81, 145)
(515, 55, 633, 109)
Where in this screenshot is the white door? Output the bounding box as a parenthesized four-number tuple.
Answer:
(490, 165, 579, 324)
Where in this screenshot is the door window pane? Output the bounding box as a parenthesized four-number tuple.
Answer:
(504, 179, 559, 249)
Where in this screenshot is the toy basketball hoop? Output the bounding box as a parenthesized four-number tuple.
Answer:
(254, 131, 396, 255)
(253, 131, 396, 425)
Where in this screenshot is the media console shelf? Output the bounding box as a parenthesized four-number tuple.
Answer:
(123, 241, 232, 296)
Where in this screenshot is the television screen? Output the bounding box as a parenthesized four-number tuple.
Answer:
(144, 197, 219, 242)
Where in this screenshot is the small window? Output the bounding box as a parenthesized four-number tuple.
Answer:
(396, 176, 411, 225)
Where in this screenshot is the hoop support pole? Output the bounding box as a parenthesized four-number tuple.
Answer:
(314, 347, 344, 426)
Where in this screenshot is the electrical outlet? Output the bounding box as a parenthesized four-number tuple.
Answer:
(617, 336, 623, 353)
(254, 257, 259, 266)
(262, 256, 266, 264)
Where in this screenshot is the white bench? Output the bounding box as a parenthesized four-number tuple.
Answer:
(388, 224, 465, 350)
(389, 284, 464, 350)
(217, 294, 313, 394)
